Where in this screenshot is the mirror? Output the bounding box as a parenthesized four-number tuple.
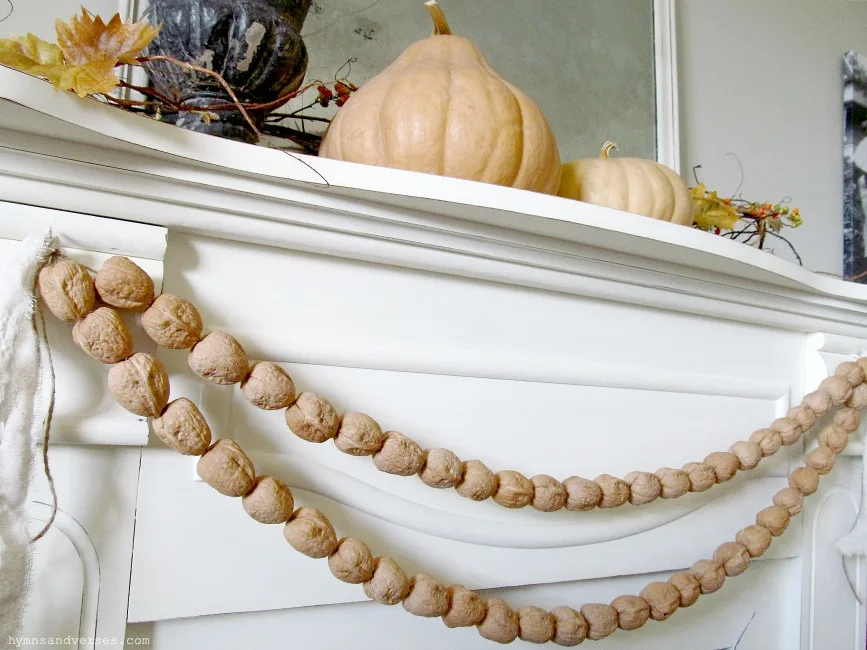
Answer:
(298, 0, 677, 167)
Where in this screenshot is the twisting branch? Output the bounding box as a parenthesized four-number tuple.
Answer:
(137, 54, 261, 137)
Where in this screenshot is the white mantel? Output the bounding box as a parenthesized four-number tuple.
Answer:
(1, 67, 865, 650)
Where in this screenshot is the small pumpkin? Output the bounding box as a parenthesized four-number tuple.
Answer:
(559, 142, 694, 226)
(319, 1, 561, 195)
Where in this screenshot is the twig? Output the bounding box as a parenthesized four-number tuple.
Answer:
(118, 79, 181, 109)
(261, 124, 322, 152)
(766, 230, 804, 265)
(137, 55, 260, 137)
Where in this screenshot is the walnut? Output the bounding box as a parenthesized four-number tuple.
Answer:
(579, 603, 618, 641)
(188, 331, 248, 385)
(196, 439, 255, 497)
(806, 446, 836, 474)
(493, 470, 534, 508)
(563, 476, 602, 511)
(334, 412, 385, 456)
(517, 606, 555, 643)
(142, 294, 203, 349)
(551, 606, 587, 646)
(736, 524, 772, 557)
(847, 383, 867, 409)
(820, 376, 852, 404)
(241, 362, 295, 410)
(283, 507, 337, 558)
(107, 352, 169, 417)
(442, 585, 486, 628)
(611, 595, 649, 630)
(818, 424, 849, 454)
(789, 466, 820, 495)
(713, 541, 751, 576)
(593, 474, 629, 508)
(152, 397, 211, 455)
(803, 389, 832, 416)
(668, 571, 700, 607)
(857, 357, 867, 378)
(833, 407, 861, 433)
(773, 486, 804, 516)
(681, 462, 716, 492)
(403, 574, 449, 617)
(373, 432, 425, 476)
(835, 360, 865, 387)
(787, 405, 817, 431)
(771, 416, 803, 446)
(38, 256, 95, 323)
(531, 474, 567, 511)
(456, 460, 497, 501)
(419, 448, 464, 489)
(690, 559, 725, 594)
(756, 505, 790, 536)
(625, 471, 662, 504)
(730, 441, 763, 471)
(704, 451, 739, 482)
(328, 537, 375, 584)
(478, 599, 519, 644)
(94, 256, 154, 311)
(285, 392, 339, 443)
(72, 306, 132, 364)
(655, 467, 690, 499)
(749, 428, 782, 456)
(242, 476, 294, 524)
(363, 557, 409, 605)
(640, 582, 680, 621)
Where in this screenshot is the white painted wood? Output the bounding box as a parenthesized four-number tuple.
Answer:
(23, 446, 142, 649)
(0, 69, 866, 304)
(653, 0, 681, 172)
(0, 75, 864, 648)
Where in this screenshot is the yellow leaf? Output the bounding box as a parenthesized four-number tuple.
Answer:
(0, 33, 63, 73)
(60, 59, 120, 96)
(690, 184, 740, 231)
(694, 206, 740, 231)
(56, 9, 159, 67)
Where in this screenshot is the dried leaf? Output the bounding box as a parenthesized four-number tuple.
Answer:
(0, 33, 63, 73)
(56, 9, 159, 66)
(691, 184, 740, 231)
(59, 59, 121, 96)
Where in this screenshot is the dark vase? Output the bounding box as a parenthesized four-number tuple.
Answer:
(144, 0, 312, 143)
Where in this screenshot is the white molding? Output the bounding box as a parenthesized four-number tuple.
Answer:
(654, 0, 681, 172)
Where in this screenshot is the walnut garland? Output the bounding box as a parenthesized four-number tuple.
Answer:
(142, 293, 203, 349)
(37, 256, 95, 323)
(94, 255, 155, 311)
(107, 352, 170, 417)
(39, 254, 867, 646)
(45, 256, 864, 520)
(72, 306, 133, 364)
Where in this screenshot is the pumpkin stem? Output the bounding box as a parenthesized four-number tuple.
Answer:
(425, 1, 453, 35)
(600, 141, 618, 159)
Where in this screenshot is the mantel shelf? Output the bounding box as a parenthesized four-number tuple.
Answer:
(1, 65, 866, 325)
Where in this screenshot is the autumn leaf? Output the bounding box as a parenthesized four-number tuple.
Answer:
(56, 9, 158, 66)
(0, 33, 64, 74)
(691, 184, 740, 231)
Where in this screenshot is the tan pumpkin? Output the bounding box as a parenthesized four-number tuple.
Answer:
(559, 142, 694, 226)
(318, 1, 560, 195)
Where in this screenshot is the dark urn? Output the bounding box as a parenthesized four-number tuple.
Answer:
(144, 0, 312, 143)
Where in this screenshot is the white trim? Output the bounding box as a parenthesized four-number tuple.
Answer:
(654, 0, 681, 172)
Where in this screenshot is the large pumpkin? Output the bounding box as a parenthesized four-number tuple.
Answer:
(559, 142, 694, 226)
(319, 1, 561, 195)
